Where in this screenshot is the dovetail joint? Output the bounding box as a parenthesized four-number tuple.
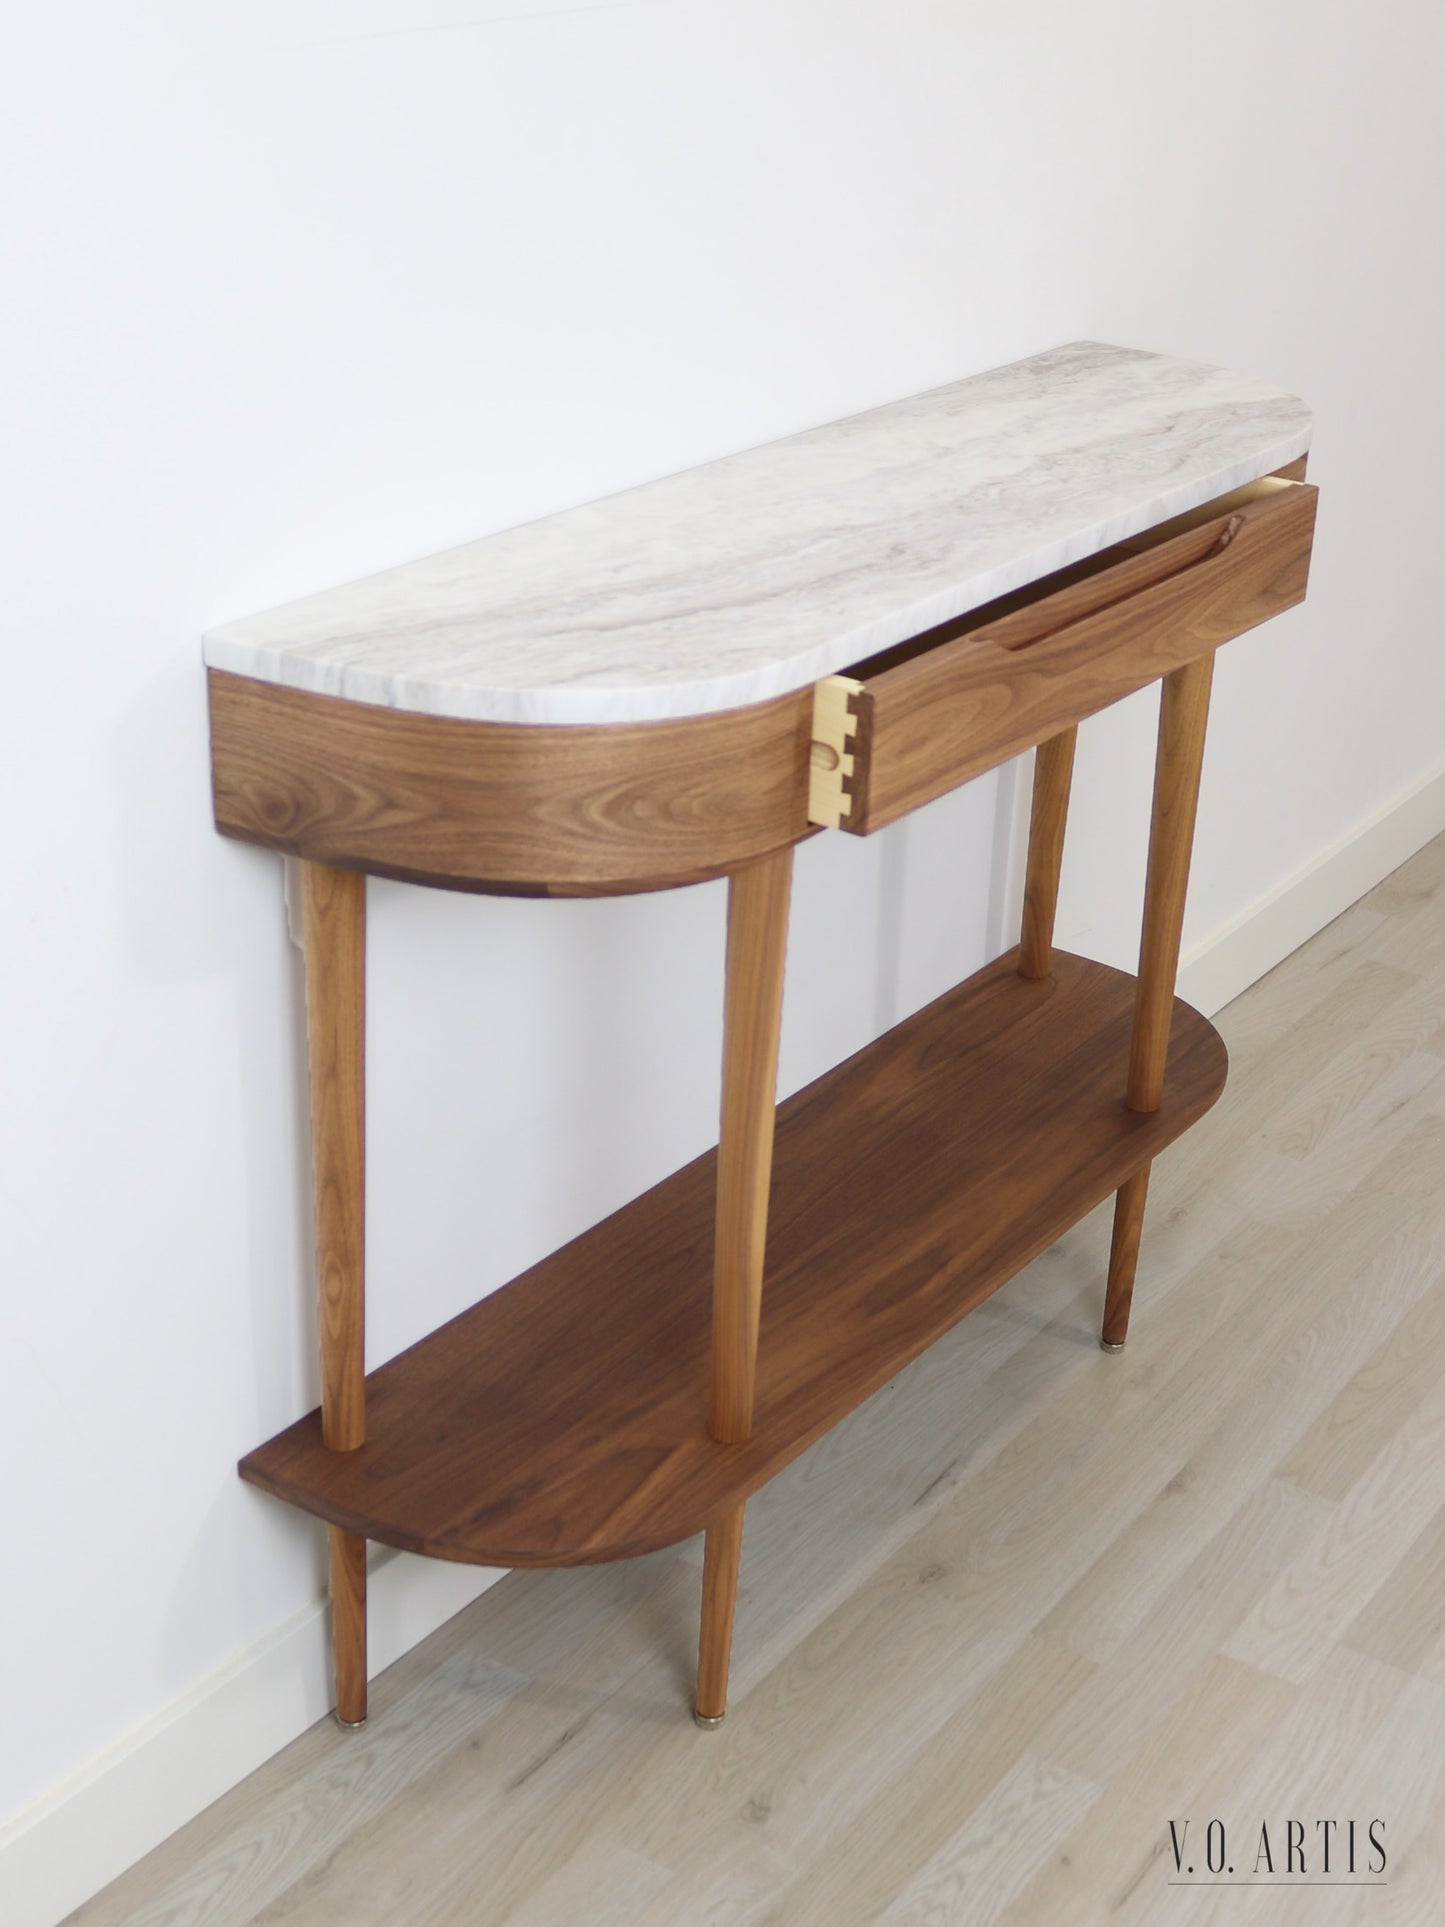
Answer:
(808, 676, 863, 829)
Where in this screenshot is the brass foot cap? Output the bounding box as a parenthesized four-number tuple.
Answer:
(1099, 1337, 1126, 1354)
(692, 1706, 726, 1730)
(334, 1713, 368, 1731)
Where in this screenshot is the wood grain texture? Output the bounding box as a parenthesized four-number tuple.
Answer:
(710, 847, 793, 1445)
(239, 950, 1226, 1567)
(209, 670, 814, 897)
(694, 1503, 745, 1722)
(299, 861, 366, 1451)
(844, 479, 1314, 833)
(1018, 726, 1077, 981)
(329, 1527, 368, 1726)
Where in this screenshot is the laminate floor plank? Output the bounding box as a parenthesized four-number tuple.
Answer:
(991, 1656, 1299, 1927)
(1206, 897, 1386, 1057)
(1136, 1649, 1410, 1927)
(83, 1646, 528, 1927)
(1222, 1370, 1445, 1685)
(1339, 1497, 1445, 1677)
(1294, 1676, 1445, 1926)
(68, 835, 1445, 1927)
(748, 1636, 1098, 1927)
(1277, 1270, 1445, 1501)
(499, 1840, 672, 1927)
(1035, 1476, 1331, 1782)
(872, 1752, 1101, 1927)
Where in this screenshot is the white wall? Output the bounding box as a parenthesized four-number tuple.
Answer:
(2, 0, 1442, 1914)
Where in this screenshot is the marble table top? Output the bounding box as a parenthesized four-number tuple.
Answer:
(204, 342, 1311, 726)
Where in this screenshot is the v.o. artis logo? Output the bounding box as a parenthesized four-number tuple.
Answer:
(1167, 1817, 1386, 1887)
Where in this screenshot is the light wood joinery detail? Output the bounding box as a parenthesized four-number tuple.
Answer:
(807, 676, 863, 829)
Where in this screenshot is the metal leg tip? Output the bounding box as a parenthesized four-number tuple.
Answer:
(1099, 1337, 1126, 1354)
(692, 1705, 726, 1730)
(334, 1712, 368, 1731)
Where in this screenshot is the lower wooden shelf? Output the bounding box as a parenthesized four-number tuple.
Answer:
(240, 949, 1226, 1567)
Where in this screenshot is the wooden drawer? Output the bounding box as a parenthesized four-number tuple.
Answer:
(809, 475, 1318, 833)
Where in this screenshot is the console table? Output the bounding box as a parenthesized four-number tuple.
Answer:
(205, 341, 1316, 1731)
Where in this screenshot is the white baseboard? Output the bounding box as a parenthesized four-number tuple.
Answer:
(5, 756, 1444, 1927)
(0, 1552, 503, 1927)
(1177, 754, 1445, 1018)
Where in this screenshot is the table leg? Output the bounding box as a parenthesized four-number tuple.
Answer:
(329, 1525, 368, 1728)
(695, 1501, 746, 1727)
(1102, 652, 1214, 1351)
(699, 846, 793, 1724)
(300, 860, 368, 1726)
(1018, 725, 1077, 981)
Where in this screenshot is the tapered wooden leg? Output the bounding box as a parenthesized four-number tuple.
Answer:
(698, 846, 792, 1724)
(1018, 726, 1077, 981)
(299, 860, 369, 1725)
(1102, 1166, 1150, 1351)
(329, 1525, 368, 1726)
(709, 846, 794, 1445)
(695, 1502, 745, 1727)
(1126, 653, 1216, 1115)
(1103, 654, 1214, 1351)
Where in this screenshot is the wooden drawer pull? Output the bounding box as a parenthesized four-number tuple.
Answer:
(996, 512, 1244, 655)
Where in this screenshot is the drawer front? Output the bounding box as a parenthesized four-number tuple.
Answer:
(812, 476, 1317, 834)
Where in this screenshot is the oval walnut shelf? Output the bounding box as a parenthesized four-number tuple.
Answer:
(239, 950, 1227, 1567)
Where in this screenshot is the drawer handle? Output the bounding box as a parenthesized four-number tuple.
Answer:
(994, 511, 1244, 655)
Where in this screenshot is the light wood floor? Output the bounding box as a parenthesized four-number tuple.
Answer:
(73, 835, 1445, 1926)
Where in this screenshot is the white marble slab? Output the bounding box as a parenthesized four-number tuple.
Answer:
(203, 342, 1311, 726)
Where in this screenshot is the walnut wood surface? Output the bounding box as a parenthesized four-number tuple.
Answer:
(844, 481, 1316, 833)
(239, 950, 1227, 1566)
(299, 862, 366, 1452)
(209, 671, 813, 897)
(1018, 726, 1077, 981)
(710, 848, 793, 1445)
